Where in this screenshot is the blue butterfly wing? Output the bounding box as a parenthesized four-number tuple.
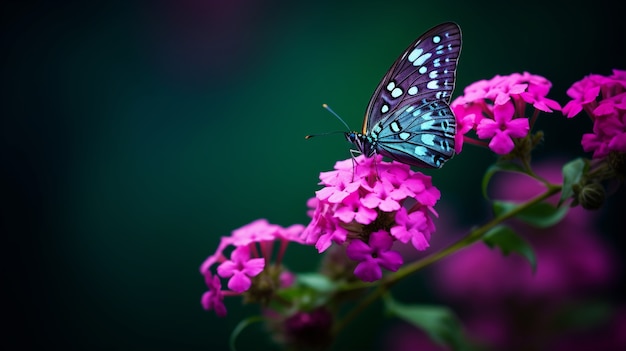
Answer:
(363, 22, 461, 134)
(356, 22, 461, 168)
(373, 99, 456, 168)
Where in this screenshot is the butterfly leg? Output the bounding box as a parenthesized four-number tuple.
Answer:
(349, 149, 363, 181)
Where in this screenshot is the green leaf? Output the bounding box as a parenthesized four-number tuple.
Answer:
(493, 200, 569, 228)
(297, 273, 336, 293)
(229, 316, 265, 351)
(483, 225, 537, 272)
(384, 295, 468, 351)
(560, 158, 587, 206)
(482, 162, 527, 199)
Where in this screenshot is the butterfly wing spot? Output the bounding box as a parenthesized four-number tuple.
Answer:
(433, 58, 441, 67)
(381, 104, 389, 113)
(427, 80, 439, 89)
(412, 52, 432, 66)
(432, 35, 441, 44)
(390, 121, 402, 133)
(372, 122, 384, 135)
(414, 145, 427, 156)
(408, 86, 418, 95)
(408, 47, 424, 63)
(418, 66, 427, 74)
(386, 81, 396, 91)
(429, 70, 438, 79)
(391, 87, 403, 98)
(421, 134, 435, 146)
(399, 132, 411, 140)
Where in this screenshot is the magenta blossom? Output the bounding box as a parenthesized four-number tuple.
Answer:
(476, 100, 530, 154)
(201, 272, 227, 317)
(199, 219, 306, 316)
(346, 230, 403, 282)
(452, 72, 560, 155)
(563, 69, 626, 159)
(217, 245, 265, 293)
(302, 155, 441, 282)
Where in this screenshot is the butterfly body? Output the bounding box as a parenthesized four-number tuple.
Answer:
(347, 22, 462, 168)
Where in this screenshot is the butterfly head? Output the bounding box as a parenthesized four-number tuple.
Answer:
(345, 131, 376, 157)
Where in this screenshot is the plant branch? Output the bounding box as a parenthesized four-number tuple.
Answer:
(332, 184, 561, 335)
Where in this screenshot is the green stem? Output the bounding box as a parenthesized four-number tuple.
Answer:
(332, 184, 561, 335)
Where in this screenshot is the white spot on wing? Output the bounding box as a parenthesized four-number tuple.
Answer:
(386, 81, 395, 91)
(408, 47, 423, 62)
(408, 86, 418, 95)
(421, 134, 435, 146)
(381, 104, 389, 113)
(414, 146, 427, 156)
(413, 52, 432, 66)
(399, 132, 411, 140)
(429, 70, 438, 79)
(427, 80, 439, 89)
(432, 35, 441, 44)
(390, 121, 401, 132)
(391, 87, 403, 98)
(418, 66, 427, 74)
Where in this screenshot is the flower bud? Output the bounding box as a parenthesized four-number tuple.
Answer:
(576, 182, 606, 210)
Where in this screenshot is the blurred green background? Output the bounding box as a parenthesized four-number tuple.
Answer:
(2, 0, 624, 350)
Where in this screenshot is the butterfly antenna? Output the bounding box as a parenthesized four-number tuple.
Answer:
(322, 103, 352, 130)
(305, 104, 352, 139)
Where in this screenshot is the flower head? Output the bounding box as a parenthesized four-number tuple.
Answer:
(452, 72, 560, 155)
(564, 69, 626, 159)
(302, 155, 440, 282)
(199, 219, 306, 316)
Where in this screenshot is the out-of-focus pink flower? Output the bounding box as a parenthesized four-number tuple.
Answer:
(452, 72, 560, 155)
(302, 155, 440, 282)
(201, 272, 227, 317)
(430, 161, 618, 350)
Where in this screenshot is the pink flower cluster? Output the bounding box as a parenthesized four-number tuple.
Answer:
(563, 69, 626, 159)
(451, 72, 561, 155)
(199, 219, 304, 316)
(302, 155, 440, 282)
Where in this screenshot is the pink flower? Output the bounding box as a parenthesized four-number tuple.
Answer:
(452, 72, 559, 155)
(303, 155, 440, 282)
(199, 218, 307, 315)
(391, 207, 433, 250)
(476, 100, 529, 154)
(346, 230, 403, 282)
(201, 272, 227, 317)
(563, 69, 626, 118)
(217, 245, 265, 293)
(564, 69, 626, 159)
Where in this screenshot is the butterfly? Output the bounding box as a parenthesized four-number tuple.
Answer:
(344, 22, 462, 168)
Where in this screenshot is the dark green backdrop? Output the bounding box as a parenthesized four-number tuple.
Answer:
(3, 0, 624, 350)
